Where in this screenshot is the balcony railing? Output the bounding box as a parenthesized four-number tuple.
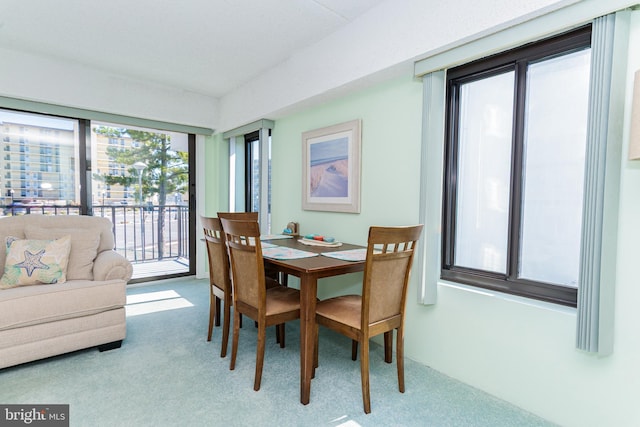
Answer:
(1, 204, 190, 277)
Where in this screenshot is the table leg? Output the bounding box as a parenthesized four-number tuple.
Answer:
(299, 274, 317, 405)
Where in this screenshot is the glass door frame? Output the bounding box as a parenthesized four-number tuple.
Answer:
(0, 107, 197, 283)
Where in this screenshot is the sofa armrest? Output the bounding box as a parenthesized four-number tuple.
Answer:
(93, 250, 133, 282)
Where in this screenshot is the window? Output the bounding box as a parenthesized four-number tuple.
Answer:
(244, 130, 271, 222)
(224, 119, 274, 233)
(0, 109, 80, 207)
(442, 26, 592, 307)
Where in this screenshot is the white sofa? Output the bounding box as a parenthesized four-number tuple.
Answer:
(0, 214, 132, 369)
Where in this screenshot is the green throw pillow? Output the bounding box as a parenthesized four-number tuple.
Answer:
(0, 236, 71, 289)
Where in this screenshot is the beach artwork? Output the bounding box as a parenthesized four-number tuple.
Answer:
(302, 120, 361, 213)
(309, 137, 349, 198)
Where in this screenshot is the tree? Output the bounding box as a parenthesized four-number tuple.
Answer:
(93, 126, 188, 259)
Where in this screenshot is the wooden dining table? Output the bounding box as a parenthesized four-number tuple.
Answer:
(262, 236, 366, 405)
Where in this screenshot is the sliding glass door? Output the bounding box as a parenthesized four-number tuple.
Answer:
(0, 108, 195, 282)
(0, 109, 81, 214)
(90, 122, 194, 280)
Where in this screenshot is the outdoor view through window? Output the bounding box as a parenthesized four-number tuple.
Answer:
(0, 110, 191, 280)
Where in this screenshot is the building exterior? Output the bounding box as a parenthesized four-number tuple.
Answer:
(0, 118, 143, 206)
(0, 120, 78, 205)
(90, 129, 135, 204)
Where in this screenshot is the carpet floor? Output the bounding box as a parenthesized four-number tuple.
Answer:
(0, 278, 556, 427)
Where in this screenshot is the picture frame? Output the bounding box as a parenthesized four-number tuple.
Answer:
(301, 119, 361, 213)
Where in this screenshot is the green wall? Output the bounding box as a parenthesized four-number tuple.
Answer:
(204, 75, 425, 298)
(270, 75, 424, 297)
(271, 76, 423, 243)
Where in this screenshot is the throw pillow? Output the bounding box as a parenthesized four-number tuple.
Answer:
(25, 226, 101, 280)
(0, 236, 71, 289)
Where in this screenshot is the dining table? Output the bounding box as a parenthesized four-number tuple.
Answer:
(261, 235, 366, 405)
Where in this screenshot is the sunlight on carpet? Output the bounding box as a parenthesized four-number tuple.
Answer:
(125, 289, 193, 316)
(332, 415, 362, 426)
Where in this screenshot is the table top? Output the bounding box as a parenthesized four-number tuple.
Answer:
(261, 237, 366, 278)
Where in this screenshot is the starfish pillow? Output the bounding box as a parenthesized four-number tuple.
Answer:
(0, 235, 71, 289)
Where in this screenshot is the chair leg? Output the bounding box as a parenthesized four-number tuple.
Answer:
(229, 310, 241, 371)
(214, 296, 222, 326)
(360, 338, 371, 414)
(384, 331, 393, 363)
(254, 322, 267, 391)
(351, 340, 358, 361)
(278, 324, 285, 348)
(221, 299, 232, 358)
(207, 293, 215, 341)
(397, 327, 405, 393)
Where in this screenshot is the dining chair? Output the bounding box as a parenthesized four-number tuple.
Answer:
(315, 224, 424, 414)
(220, 218, 301, 391)
(200, 215, 237, 357)
(219, 211, 289, 290)
(217, 211, 288, 346)
(217, 211, 259, 221)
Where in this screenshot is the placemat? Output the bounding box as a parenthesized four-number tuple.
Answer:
(321, 248, 368, 262)
(262, 246, 319, 260)
(260, 234, 294, 241)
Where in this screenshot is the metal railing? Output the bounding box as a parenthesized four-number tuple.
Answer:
(3, 204, 81, 216)
(1, 204, 190, 265)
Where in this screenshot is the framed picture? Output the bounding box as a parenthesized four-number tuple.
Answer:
(302, 119, 361, 213)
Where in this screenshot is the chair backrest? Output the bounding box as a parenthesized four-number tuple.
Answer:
(200, 216, 231, 295)
(362, 225, 424, 328)
(217, 211, 259, 221)
(219, 218, 266, 311)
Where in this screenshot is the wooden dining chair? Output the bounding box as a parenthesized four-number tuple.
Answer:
(219, 211, 289, 293)
(220, 218, 301, 391)
(217, 211, 287, 346)
(315, 224, 424, 414)
(201, 215, 234, 357)
(217, 211, 259, 221)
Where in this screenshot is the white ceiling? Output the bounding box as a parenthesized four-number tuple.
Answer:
(1, 0, 606, 132)
(0, 0, 386, 99)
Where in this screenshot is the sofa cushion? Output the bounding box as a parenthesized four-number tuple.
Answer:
(0, 216, 26, 273)
(0, 236, 71, 289)
(0, 279, 126, 331)
(0, 215, 118, 271)
(26, 226, 101, 280)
